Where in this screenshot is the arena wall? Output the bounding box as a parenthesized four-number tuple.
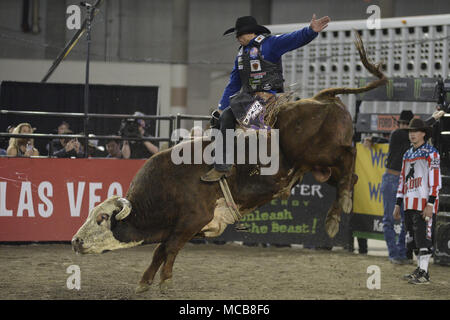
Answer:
(1, 0, 450, 122)
(0, 58, 172, 137)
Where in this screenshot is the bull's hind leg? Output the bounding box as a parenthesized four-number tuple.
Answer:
(135, 243, 167, 294)
(336, 146, 356, 214)
(325, 171, 358, 238)
(325, 146, 357, 238)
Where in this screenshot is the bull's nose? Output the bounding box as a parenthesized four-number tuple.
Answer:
(71, 237, 84, 252)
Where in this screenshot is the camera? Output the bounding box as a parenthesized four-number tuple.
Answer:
(62, 137, 77, 144)
(434, 77, 450, 113)
(119, 118, 141, 138)
(210, 110, 220, 129)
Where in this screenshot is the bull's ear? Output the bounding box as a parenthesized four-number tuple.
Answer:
(115, 198, 132, 221)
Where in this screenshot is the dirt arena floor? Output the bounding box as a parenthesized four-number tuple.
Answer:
(0, 242, 449, 300)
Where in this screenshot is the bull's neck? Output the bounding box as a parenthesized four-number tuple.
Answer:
(123, 202, 165, 243)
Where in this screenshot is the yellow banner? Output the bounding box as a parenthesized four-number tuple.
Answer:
(353, 143, 389, 216)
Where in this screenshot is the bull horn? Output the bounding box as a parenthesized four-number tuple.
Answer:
(115, 198, 132, 221)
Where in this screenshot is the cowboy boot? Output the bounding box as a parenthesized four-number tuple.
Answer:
(201, 167, 231, 182)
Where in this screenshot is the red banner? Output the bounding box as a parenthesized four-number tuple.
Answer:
(0, 158, 146, 241)
(376, 115, 422, 132)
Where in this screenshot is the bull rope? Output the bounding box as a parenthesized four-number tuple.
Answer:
(264, 91, 295, 128)
(218, 177, 242, 222)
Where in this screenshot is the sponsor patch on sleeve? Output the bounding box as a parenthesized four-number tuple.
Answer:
(254, 35, 265, 43)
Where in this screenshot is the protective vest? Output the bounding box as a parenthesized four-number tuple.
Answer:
(237, 34, 284, 93)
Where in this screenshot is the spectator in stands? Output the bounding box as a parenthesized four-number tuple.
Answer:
(47, 121, 70, 155)
(6, 123, 39, 157)
(105, 138, 123, 158)
(53, 129, 84, 158)
(0, 126, 14, 155)
(364, 109, 444, 264)
(190, 126, 204, 138)
(86, 134, 107, 158)
(122, 112, 159, 159)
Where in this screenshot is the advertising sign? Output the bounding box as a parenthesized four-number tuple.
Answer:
(216, 173, 349, 247)
(0, 158, 144, 241)
(0, 159, 348, 246)
(352, 143, 403, 238)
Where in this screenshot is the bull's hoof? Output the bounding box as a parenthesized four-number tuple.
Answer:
(159, 279, 172, 294)
(325, 215, 340, 238)
(339, 191, 353, 214)
(135, 282, 151, 294)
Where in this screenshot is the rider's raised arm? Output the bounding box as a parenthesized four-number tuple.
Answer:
(267, 26, 318, 59)
(267, 14, 330, 60)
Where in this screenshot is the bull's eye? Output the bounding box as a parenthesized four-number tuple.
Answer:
(96, 214, 110, 225)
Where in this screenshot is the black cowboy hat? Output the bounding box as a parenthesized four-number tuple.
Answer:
(223, 16, 271, 37)
(398, 110, 414, 123)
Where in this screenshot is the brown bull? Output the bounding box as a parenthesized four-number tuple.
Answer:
(72, 33, 387, 294)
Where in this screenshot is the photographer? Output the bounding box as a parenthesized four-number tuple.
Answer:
(46, 121, 70, 155)
(121, 112, 159, 159)
(53, 129, 84, 158)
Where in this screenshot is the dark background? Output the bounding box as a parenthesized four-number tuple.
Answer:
(0, 81, 158, 155)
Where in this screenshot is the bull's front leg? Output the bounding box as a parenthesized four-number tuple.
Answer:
(158, 213, 213, 294)
(135, 240, 185, 295)
(158, 236, 192, 294)
(135, 242, 167, 294)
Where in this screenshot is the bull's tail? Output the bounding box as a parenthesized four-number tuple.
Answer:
(313, 30, 387, 100)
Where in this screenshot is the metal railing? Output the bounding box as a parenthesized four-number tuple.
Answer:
(0, 109, 212, 158)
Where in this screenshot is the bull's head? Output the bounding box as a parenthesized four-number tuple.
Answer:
(71, 195, 143, 254)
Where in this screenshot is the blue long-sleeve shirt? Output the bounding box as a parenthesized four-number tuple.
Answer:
(218, 26, 318, 110)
